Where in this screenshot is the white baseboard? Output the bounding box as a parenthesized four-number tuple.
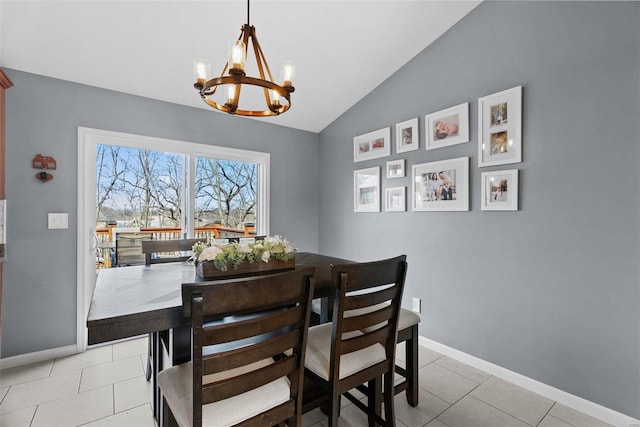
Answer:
(0, 345, 77, 371)
(420, 337, 639, 427)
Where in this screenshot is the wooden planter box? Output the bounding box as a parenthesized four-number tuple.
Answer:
(196, 256, 295, 280)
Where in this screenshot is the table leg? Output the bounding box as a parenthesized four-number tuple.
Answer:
(152, 331, 162, 423)
(320, 296, 334, 323)
(170, 325, 191, 365)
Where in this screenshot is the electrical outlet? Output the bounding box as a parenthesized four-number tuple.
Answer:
(412, 297, 421, 313)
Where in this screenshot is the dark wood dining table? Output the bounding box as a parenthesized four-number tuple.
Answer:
(86, 252, 352, 422)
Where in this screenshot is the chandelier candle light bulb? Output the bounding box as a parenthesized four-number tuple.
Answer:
(229, 40, 246, 72)
(194, 58, 210, 85)
(270, 89, 280, 107)
(227, 86, 236, 106)
(280, 61, 295, 87)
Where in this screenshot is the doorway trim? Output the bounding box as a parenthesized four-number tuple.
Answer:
(77, 127, 270, 352)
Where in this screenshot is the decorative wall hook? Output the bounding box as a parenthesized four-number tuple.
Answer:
(33, 154, 56, 182)
(36, 171, 54, 183)
(33, 154, 57, 170)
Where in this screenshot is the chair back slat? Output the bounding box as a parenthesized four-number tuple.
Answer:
(183, 270, 308, 317)
(341, 326, 391, 355)
(344, 286, 397, 311)
(202, 355, 297, 404)
(203, 329, 300, 374)
(332, 259, 404, 293)
(202, 306, 303, 346)
(183, 267, 315, 427)
(342, 303, 393, 333)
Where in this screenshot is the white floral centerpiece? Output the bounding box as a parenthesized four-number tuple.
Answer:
(192, 236, 295, 278)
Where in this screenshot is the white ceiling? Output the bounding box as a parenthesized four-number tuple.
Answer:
(0, 0, 480, 133)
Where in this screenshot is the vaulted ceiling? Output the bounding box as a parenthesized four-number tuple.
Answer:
(0, 1, 480, 132)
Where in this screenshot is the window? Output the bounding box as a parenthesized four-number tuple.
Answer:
(96, 146, 187, 229)
(194, 156, 258, 230)
(87, 128, 270, 240)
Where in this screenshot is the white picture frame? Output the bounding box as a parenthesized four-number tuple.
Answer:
(385, 187, 406, 212)
(386, 159, 405, 179)
(478, 86, 522, 167)
(395, 118, 419, 153)
(353, 127, 391, 163)
(424, 102, 469, 150)
(354, 167, 380, 212)
(481, 169, 519, 211)
(412, 157, 469, 212)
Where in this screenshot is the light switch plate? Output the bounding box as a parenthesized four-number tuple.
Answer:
(48, 212, 69, 229)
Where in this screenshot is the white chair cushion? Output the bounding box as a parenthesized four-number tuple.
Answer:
(305, 323, 386, 381)
(399, 308, 420, 330)
(157, 358, 291, 427)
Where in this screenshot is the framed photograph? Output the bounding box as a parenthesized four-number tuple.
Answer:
(396, 118, 419, 153)
(385, 187, 406, 212)
(424, 102, 469, 150)
(354, 167, 380, 212)
(386, 159, 405, 179)
(412, 157, 469, 211)
(353, 127, 391, 163)
(478, 86, 522, 167)
(481, 169, 519, 211)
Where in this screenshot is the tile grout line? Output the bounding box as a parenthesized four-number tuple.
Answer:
(426, 371, 488, 423)
(432, 357, 492, 384)
(465, 393, 543, 427)
(112, 381, 116, 417)
(411, 356, 465, 425)
(0, 385, 8, 406)
(28, 404, 37, 427)
(535, 402, 557, 427)
(47, 358, 54, 378)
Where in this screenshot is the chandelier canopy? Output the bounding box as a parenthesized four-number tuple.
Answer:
(193, 0, 295, 117)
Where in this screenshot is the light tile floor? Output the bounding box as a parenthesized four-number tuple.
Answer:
(0, 337, 612, 427)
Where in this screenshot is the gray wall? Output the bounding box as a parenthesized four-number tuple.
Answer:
(2, 0, 639, 420)
(2, 69, 320, 357)
(318, 1, 639, 419)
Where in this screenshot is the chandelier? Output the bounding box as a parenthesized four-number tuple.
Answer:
(193, 0, 295, 117)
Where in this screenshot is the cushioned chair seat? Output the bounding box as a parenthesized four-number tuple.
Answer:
(304, 322, 386, 381)
(157, 359, 290, 427)
(399, 308, 420, 331)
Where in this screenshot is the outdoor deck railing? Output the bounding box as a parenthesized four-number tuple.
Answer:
(96, 223, 256, 243)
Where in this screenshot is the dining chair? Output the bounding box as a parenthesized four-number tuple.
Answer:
(142, 238, 206, 266)
(302, 255, 407, 426)
(157, 267, 316, 427)
(309, 303, 420, 406)
(115, 232, 151, 266)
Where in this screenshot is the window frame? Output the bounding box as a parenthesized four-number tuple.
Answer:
(77, 127, 270, 351)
